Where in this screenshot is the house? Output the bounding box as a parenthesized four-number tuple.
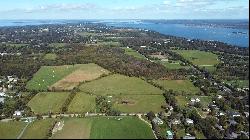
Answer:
(189, 98, 200, 105)
(183, 134, 196, 139)
(217, 95, 223, 99)
(152, 117, 164, 125)
(140, 46, 146, 48)
(228, 111, 241, 118)
(166, 130, 173, 139)
(215, 124, 224, 131)
(185, 118, 194, 125)
(13, 110, 22, 117)
(244, 112, 249, 118)
(171, 119, 181, 125)
(202, 108, 211, 112)
(0, 92, 6, 97)
(0, 97, 4, 103)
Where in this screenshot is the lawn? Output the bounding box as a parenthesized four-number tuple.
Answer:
(67, 92, 96, 113)
(26, 63, 109, 91)
(0, 121, 26, 139)
(172, 50, 219, 66)
(50, 118, 92, 139)
(44, 53, 57, 60)
(224, 80, 249, 88)
(27, 92, 70, 114)
(175, 96, 212, 108)
(90, 117, 155, 139)
(113, 95, 165, 113)
(123, 47, 147, 59)
(21, 119, 55, 139)
(152, 80, 200, 95)
(79, 74, 163, 95)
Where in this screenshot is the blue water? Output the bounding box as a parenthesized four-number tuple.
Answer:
(105, 21, 249, 48)
(0, 20, 249, 47)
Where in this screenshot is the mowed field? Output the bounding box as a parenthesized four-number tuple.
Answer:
(21, 119, 55, 139)
(112, 95, 165, 113)
(27, 92, 69, 114)
(175, 96, 212, 108)
(26, 63, 110, 91)
(0, 121, 26, 139)
(123, 48, 147, 60)
(153, 80, 200, 95)
(172, 50, 220, 66)
(51, 117, 154, 139)
(67, 92, 96, 113)
(79, 74, 163, 95)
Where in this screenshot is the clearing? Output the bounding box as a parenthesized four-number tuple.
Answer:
(123, 47, 147, 59)
(0, 121, 26, 139)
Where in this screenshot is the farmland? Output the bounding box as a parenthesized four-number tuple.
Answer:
(44, 53, 57, 60)
(27, 92, 70, 114)
(50, 118, 92, 139)
(152, 80, 200, 95)
(0, 121, 26, 139)
(113, 95, 165, 113)
(79, 74, 163, 95)
(89, 117, 155, 139)
(21, 119, 55, 139)
(26, 63, 109, 91)
(158, 60, 190, 70)
(172, 50, 220, 67)
(175, 96, 212, 108)
(67, 92, 96, 113)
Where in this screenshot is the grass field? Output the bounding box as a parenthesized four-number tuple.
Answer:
(51, 118, 92, 139)
(27, 92, 70, 114)
(224, 80, 249, 88)
(0, 121, 26, 139)
(26, 63, 109, 91)
(44, 53, 57, 60)
(90, 117, 155, 139)
(48, 43, 67, 48)
(175, 96, 212, 108)
(152, 80, 200, 95)
(79, 74, 163, 95)
(158, 60, 190, 70)
(67, 92, 96, 113)
(2, 43, 28, 47)
(21, 119, 55, 139)
(113, 95, 165, 113)
(173, 50, 219, 66)
(123, 48, 147, 59)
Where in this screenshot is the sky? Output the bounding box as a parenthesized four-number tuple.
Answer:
(0, 0, 249, 19)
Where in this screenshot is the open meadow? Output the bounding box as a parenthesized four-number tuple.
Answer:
(0, 121, 26, 139)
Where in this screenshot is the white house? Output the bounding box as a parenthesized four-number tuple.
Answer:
(13, 110, 22, 117)
(186, 118, 194, 125)
(152, 117, 164, 125)
(140, 46, 146, 48)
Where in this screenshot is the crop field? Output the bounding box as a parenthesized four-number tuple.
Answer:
(175, 96, 212, 108)
(67, 92, 96, 113)
(27, 92, 70, 114)
(44, 53, 57, 60)
(50, 118, 92, 139)
(112, 95, 165, 113)
(152, 80, 200, 95)
(0, 121, 26, 139)
(79, 74, 163, 96)
(123, 47, 147, 59)
(172, 50, 220, 66)
(89, 117, 155, 139)
(21, 119, 55, 139)
(26, 63, 109, 91)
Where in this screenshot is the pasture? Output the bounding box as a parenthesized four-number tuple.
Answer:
(123, 47, 147, 59)
(44, 53, 57, 60)
(172, 50, 219, 66)
(21, 119, 55, 139)
(0, 121, 26, 139)
(159, 60, 190, 70)
(26, 63, 109, 91)
(27, 92, 70, 114)
(89, 117, 155, 139)
(153, 80, 200, 95)
(79, 74, 163, 96)
(67, 92, 96, 113)
(224, 80, 249, 88)
(175, 96, 212, 108)
(113, 95, 165, 113)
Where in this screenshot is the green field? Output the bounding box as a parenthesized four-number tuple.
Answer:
(113, 95, 165, 113)
(90, 117, 155, 139)
(123, 47, 147, 59)
(21, 119, 55, 139)
(153, 80, 200, 95)
(2, 43, 28, 47)
(26, 63, 109, 91)
(175, 96, 212, 108)
(48, 43, 67, 48)
(224, 80, 249, 88)
(158, 60, 190, 70)
(173, 50, 219, 66)
(44, 53, 57, 60)
(51, 118, 92, 139)
(79, 74, 163, 95)
(27, 92, 70, 114)
(0, 121, 26, 139)
(67, 92, 96, 113)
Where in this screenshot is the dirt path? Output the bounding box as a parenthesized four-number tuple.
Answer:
(17, 122, 30, 139)
(137, 114, 158, 139)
